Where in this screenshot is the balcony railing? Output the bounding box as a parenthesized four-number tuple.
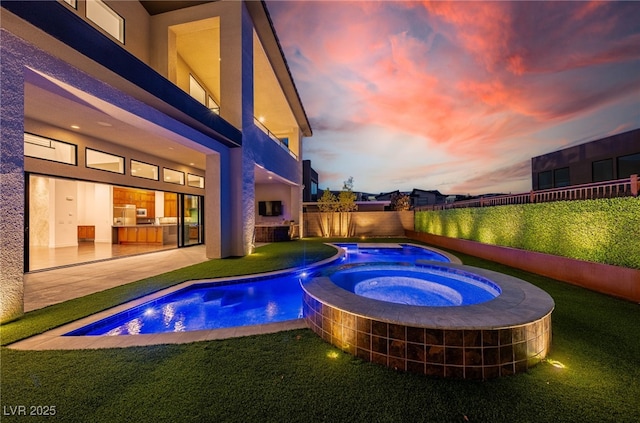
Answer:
(417, 174, 639, 211)
(254, 117, 297, 159)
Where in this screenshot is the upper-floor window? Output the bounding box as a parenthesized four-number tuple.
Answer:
(86, 0, 124, 43)
(618, 152, 640, 179)
(208, 95, 220, 115)
(592, 159, 613, 182)
(24, 133, 77, 165)
(538, 171, 552, 190)
(189, 75, 207, 106)
(554, 167, 570, 187)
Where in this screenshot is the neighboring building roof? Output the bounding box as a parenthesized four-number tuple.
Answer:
(410, 188, 444, 197)
(532, 127, 640, 161)
(375, 190, 401, 200)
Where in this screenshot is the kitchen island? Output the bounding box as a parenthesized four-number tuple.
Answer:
(112, 225, 177, 245)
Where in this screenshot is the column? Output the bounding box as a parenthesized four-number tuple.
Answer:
(0, 31, 25, 322)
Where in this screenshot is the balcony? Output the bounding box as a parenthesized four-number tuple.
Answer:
(254, 118, 297, 159)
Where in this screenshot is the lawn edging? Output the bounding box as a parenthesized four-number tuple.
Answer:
(406, 230, 640, 303)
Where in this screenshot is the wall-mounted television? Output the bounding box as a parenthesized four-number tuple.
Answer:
(258, 201, 282, 216)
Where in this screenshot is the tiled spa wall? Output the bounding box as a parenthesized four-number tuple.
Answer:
(302, 292, 552, 380)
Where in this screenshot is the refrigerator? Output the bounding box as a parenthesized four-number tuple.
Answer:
(113, 204, 136, 226)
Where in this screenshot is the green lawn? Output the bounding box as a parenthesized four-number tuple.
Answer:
(2, 238, 639, 422)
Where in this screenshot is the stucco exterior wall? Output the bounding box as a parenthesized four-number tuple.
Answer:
(1, 29, 26, 322)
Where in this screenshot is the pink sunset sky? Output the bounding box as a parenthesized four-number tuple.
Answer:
(267, 0, 640, 195)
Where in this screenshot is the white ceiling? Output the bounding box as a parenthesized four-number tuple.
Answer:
(24, 78, 209, 170)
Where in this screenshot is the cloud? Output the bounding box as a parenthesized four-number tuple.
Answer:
(451, 160, 532, 194)
(267, 1, 640, 194)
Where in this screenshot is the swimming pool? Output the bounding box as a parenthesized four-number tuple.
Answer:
(59, 241, 554, 379)
(65, 243, 454, 336)
(65, 273, 307, 336)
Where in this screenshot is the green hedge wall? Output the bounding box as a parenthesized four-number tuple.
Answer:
(415, 197, 640, 269)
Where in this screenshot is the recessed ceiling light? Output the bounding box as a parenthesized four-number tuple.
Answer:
(189, 162, 195, 166)
(70, 125, 80, 129)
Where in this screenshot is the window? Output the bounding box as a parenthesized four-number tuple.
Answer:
(538, 171, 552, 190)
(208, 95, 220, 114)
(189, 75, 207, 106)
(86, 148, 124, 174)
(62, 0, 77, 8)
(86, 0, 124, 43)
(131, 160, 159, 180)
(24, 133, 77, 165)
(187, 174, 204, 189)
(617, 153, 640, 179)
(554, 167, 570, 187)
(163, 168, 185, 185)
(592, 159, 613, 182)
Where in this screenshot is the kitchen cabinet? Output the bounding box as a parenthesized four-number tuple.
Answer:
(115, 226, 165, 244)
(164, 193, 178, 217)
(136, 227, 147, 242)
(77, 225, 95, 241)
(147, 227, 157, 243)
(117, 227, 138, 243)
(113, 187, 156, 217)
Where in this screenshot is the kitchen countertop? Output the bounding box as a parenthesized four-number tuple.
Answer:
(112, 224, 176, 227)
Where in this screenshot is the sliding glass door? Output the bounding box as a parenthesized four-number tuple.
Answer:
(179, 194, 203, 247)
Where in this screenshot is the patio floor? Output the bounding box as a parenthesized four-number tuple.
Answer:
(24, 245, 210, 312)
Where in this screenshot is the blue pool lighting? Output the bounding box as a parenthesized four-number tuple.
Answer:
(65, 244, 459, 336)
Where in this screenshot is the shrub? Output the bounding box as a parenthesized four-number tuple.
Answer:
(414, 197, 640, 269)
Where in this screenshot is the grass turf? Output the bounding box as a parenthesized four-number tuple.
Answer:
(1, 238, 639, 422)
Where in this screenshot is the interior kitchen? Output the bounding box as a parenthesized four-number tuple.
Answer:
(28, 175, 202, 271)
(112, 187, 179, 246)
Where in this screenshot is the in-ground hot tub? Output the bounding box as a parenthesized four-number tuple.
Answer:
(301, 261, 554, 380)
(330, 264, 501, 307)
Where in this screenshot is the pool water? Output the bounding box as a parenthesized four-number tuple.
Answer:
(65, 244, 451, 336)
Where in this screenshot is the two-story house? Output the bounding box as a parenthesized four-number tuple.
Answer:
(0, 0, 312, 322)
